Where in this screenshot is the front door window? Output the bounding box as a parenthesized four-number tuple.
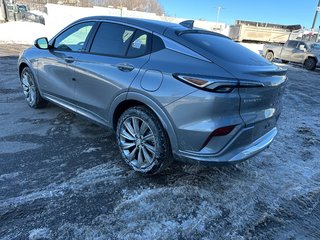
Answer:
(54, 22, 95, 52)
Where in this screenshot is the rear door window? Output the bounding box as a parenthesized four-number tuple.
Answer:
(127, 30, 151, 57)
(89, 23, 135, 57)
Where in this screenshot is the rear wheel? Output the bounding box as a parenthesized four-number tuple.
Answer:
(20, 67, 48, 108)
(265, 51, 274, 62)
(304, 58, 316, 71)
(116, 106, 171, 174)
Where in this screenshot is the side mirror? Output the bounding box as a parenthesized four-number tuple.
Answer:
(34, 37, 49, 49)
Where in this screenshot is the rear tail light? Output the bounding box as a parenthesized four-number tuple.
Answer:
(173, 74, 264, 93)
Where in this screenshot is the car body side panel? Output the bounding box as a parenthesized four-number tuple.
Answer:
(262, 44, 282, 59)
(36, 49, 80, 106)
(73, 52, 150, 124)
(123, 91, 179, 154)
(280, 46, 295, 61)
(18, 47, 39, 83)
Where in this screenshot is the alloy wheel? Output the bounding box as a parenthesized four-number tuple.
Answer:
(119, 116, 157, 169)
(21, 71, 36, 106)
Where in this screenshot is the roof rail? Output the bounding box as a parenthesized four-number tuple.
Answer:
(179, 20, 194, 29)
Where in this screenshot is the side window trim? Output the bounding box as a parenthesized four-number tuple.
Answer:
(82, 22, 100, 52)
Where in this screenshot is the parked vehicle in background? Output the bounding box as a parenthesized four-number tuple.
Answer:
(229, 20, 301, 43)
(263, 40, 320, 70)
(18, 16, 287, 174)
(3, 1, 45, 24)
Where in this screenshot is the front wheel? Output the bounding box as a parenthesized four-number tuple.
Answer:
(116, 106, 171, 174)
(304, 58, 316, 71)
(20, 67, 48, 108)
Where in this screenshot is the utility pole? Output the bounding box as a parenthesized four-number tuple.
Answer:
(216, 6, 222, 23)
(311, 0, 320, 30)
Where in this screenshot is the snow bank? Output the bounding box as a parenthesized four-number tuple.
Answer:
(240, 42, 264, 55)
(0, 21, 50, 44)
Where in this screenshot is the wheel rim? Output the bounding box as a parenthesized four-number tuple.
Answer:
(266, 52, 273, 61)
(119, 116, 156, 169)
(21, 71, 36, 106)
(305, 60, 315, 69)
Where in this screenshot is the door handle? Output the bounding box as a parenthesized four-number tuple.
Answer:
(64, 56, 75, 63)
(116, 63, 134, 72)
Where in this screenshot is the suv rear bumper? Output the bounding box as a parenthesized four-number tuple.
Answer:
(175, 127, 277, 165)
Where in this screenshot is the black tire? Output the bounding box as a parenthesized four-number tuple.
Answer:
(116, 106, 171, 174)
(20, 67, 48, 108)
(281, 60, 289, 64)
(265, 51, 274, 62)
(304, 58, 316, 71)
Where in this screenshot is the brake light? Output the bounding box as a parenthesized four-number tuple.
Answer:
(173, 74, 238, 93)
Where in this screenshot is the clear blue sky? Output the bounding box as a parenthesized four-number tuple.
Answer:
(159, 0, 320, 29)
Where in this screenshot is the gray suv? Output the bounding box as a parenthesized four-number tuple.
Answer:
(18, 16, 287, 174)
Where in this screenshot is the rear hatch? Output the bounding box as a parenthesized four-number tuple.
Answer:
(236, 66, 286, 126)
(165, 28, 287, 127)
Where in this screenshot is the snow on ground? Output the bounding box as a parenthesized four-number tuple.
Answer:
(0, 44, 319, 239)
(0, 21, 50, 44)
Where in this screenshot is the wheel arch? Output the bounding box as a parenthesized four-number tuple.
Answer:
(18, 62, 29, 78)
(266, 50, 274, 56)
(305, 56, 317, 63)
(109, 92, 178, 153)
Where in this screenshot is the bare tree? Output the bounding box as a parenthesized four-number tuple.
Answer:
(89, 0, 164, 15)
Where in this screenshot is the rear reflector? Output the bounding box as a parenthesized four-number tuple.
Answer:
(201, 125, 236, 149)
(211, 125, 236, 136)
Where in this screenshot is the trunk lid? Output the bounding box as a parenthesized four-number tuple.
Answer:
(236, 65, 287, 126)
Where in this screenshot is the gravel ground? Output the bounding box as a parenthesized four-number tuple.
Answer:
(0, 44, 319, 240)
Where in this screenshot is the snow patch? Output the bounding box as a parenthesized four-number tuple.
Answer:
(82, 147, 102, 153)
(0, 163, 123, 209)
(28, 228, 51, 240)
(0, 171, 20, 181)
(0, 141, 41, 154)
(240, 42, 264, 55)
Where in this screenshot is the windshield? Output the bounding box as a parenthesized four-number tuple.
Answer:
(180, 33, 270, 66)
(310, 43, 320, 50)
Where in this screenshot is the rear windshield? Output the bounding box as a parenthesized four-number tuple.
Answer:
(310, 43, 320, 50)
(181, 33, 270, 65)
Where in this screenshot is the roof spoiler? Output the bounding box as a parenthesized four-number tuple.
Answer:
(179, 20, 194, 29)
